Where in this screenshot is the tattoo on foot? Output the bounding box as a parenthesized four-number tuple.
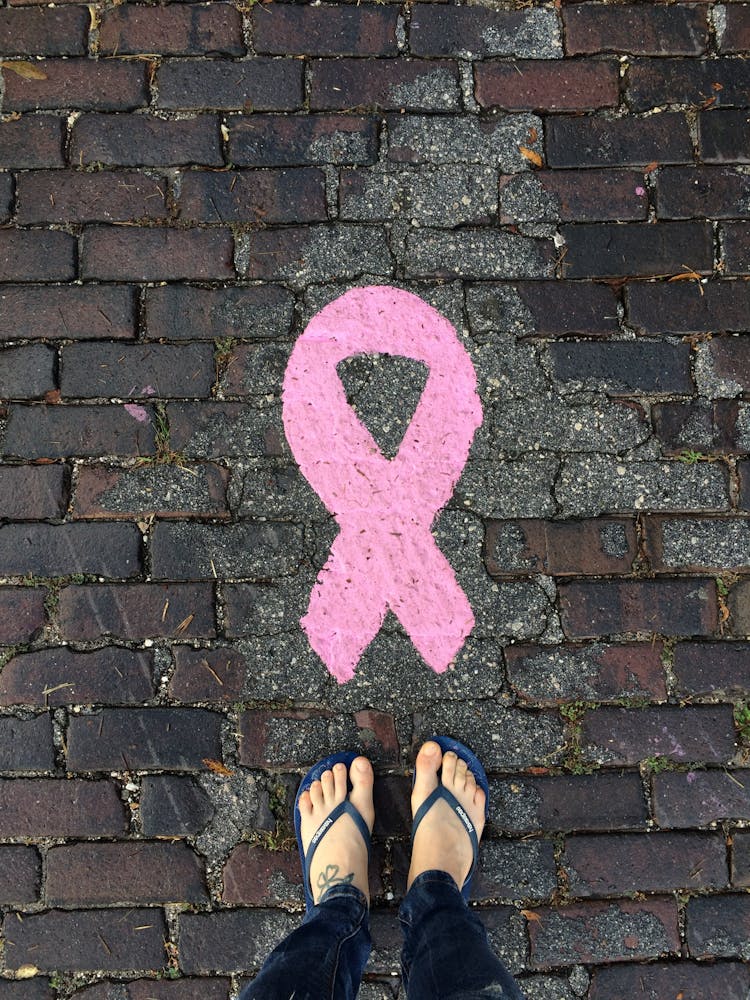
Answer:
(316, 864, 355, 900)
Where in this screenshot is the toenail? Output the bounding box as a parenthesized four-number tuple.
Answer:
(422, 743, 438, 756)
(354, 758, 369, 772)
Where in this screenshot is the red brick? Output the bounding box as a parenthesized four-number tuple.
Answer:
(140, 775, 214, 837)
(0, 173, 12, 221)
(582, 705, 736, 765)
(506, 642, 666, 705)
(61, 342, 215, 398)
(485, 518, 637, 577)
(657, 165, 750, 219)
(2, 403, 157, 459)
(732, 829, 750, 885)
(253, 4, 398, 56)
(700, 108, 750, 162)
(0, 229, 75, 281)
(80, 226, 234, 281)
(500, 168, 648, 223)
(628, 281, 750, 335)
(652, 400, 741, 454)
(144, 284, 294, 340)
(0, 647, 154, 707)
(706, 335, 750, 389)
(475, 59, 619, 111)
(720, 4, 750, 53)
(590, 960, 750, 999)
(238, 709, 349, 769)
(653, 768, 750, 827)
(67, 708, 223, 771)
(16, 170, 168, 224)
(547, 111, 693, 168)
(529, 898, 679, 967)
(46, 842, 208, 905)
(0, 344, 55, 398)
(58, 583, 215, 641)
(229, 113, 379, 167)
(724, 221, 750, 273)
(222, 845, 301, 905)
(71, 981, 230, 1000)
(73, 464, 229, 519)
(168, 646, 246, 703)
(564, 3, 707, 56)
(0, 714, 54, 771)
(157, 58, 303, 111)
(550, 340, 692, 393)
(99, 3, 243, 56)
(561, 221, 714, 278)
(0, 778, 125, 836)
(167, 401, 288, 459)
(236, 223, 391, 281)
(0, 586, 46, 643)
(2, 58, 148, 112)
(0, 846, 40, 904)
(629, 57, 750, 112)
(687, 894, 750, 958)
(0, 285, 136, 341)
(176, 167, 326, 224)
(470, 281, 620, 339)
(0, 115, 64, 167)
(0, 464, 67, 518)
(220, 343, 289, 396)
(563, 832, 727, 897)
(673, 642, 750, 697)
(0, 522, 141, 577)
(309, 57, 461, 112)
(559, 578, 718, 638)
(0, 7, 87, 54)
(0, 986, 51, 1000)
(71, 113, 223, 167)
(3, 908, 167, 973)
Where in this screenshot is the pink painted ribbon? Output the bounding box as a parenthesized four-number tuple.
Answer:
(282, 286, 483, 683)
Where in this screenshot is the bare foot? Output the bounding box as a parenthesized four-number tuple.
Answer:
(407, 740, 486, 892)
(298, 756, 374, 905)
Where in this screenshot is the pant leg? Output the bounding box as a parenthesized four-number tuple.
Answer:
(240, 884, 371, 1000)
(399, 871, 525, 1000)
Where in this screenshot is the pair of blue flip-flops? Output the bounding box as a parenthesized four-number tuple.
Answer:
(294, 736, 490, 911)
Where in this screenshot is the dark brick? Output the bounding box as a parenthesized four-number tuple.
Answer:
(563, 832, 727, 897)
(724, 221, 750, 273)
(16, 170, 168, 224)
(140, 775, 214, 836)
(145, 284, 294, 341)
(0, 173, 12, 221)
(0, 344, 55, 398)
(72, 464, 229, 519)
(706, 335, 750, 389)
(729, 580, 750, 636)
(549, 340, 693, 394)
(228, 114, 379, 167)
(222, 845, 302, 905)
(500, 168, 648, 224)
(0, 846, 40, 904)
(168, 646, 247, 703)
(0, 986, 51, 1000)
(506, 642, 666, 705)
(2, 403, 157, 459)
(71, 113, 223, 167)
(61, 342, 214, 398)
(590, 961, 750, 999)
(71, 981, 230, 1000)
(219, 343, 289, 396)
(673, 641, 750, 697)
(629, 281, 750, 334)
(410, 5, 560, 58)
(720, 4, 750, 53)
(0, 586, 46, 643)
(732, 830, 750, 886)
(475, 59, 619, 111)
(0, 778, 125, 836)
(657, 165, 750, 219)
(309, 58, 461, 112)
(253, 4, 398, 56)
(68, 708, 223, 771)
(0, 715, 54, 771)
(739, 460, 750, 510)
(151, 521, 301, 579)
(58, 583, 215, 641)
(561, 221, 714, 278)
(629, 57, 750, 112)
(237, 224, 392, 282)
(485, 518, 637, 576)
(468, 281, 620, 339)
(0, 229, 75, 281)
(547, 112, 693, 168)
(0, 647, 154, 707)
(559, 579, 718, 638)
(176, 167, 326, 224)
(564, 3, 707, 56)
(0, 285, 136, 341)
(46, 842, 208, 905)
(582, 705, 736, 765)
(157, 58, 303, 111)
(0, 115, 64, 168)
(0, 464, 66, 519)
(701, 109, 750, 162)
(653, 768, 750, 827)
(687, 894, 750, 958)
(529, 898, 679, 967)
(0, 522, 140, 577)
(167, 401, 288, 459)
(99, 3, 243, 56)
(2, 58, 148, 112)
(3, 909, 167, 973)
(0, 7, 87, 54)
(81, 226, 234, 281)
(178, 909, 296, 974)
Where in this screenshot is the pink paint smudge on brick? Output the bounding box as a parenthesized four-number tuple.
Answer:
(283, 285, 482, 683)
(123, 403, 149, 422)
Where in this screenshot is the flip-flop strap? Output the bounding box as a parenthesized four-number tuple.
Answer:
(411, 785, 480, 885)
(304, 799, 372, 890)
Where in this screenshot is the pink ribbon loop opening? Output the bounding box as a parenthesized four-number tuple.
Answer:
(282, 286, 483, 683)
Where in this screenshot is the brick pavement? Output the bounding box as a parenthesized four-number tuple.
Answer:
(0, 1, 749, 997)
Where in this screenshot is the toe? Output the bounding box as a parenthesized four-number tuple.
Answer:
(310, 779, 324, 809)
(332, 762, 348, 803)
(321, 768, 335, 803)
(349, 756, 375, 830)
(441, 749, 458, 789)
(413, 741, 442, 806)
(465, 769, 476, 794)
(455, 756, 468, 788)
(298, 789, 313, 816)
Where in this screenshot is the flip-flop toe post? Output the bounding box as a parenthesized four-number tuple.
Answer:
(294, 751, 372, 912)
(411, 736, 490, 901)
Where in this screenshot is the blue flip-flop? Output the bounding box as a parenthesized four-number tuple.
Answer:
(294, 750, 372, 912)
(411, 736, 490, 901)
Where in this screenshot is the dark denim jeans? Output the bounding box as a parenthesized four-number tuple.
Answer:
(241, 870, 525, 1000)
